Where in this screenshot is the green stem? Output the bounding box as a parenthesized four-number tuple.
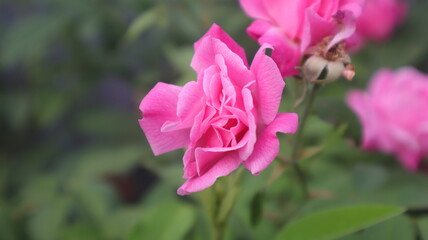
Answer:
(290, 83, 322, 199)
(207, 168, 244, 240)
(213, 221, 226, 240)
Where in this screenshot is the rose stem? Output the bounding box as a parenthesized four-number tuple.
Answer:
(290, 82, 322, 199)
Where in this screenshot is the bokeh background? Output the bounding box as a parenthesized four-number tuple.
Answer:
(1, 0, 428, 239)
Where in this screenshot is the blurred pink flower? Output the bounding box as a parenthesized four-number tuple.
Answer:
(349, 0, 408, 50)
(239, 0, 365, 77)
(347, 68, 428, 171)
(139, 24, 298, 195)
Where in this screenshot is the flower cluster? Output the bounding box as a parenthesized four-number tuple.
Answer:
(239, 0, 366, 77)
(239, 0, 407, 78)
(138, 0, 410, 195)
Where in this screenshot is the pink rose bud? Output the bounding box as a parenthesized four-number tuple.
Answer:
(347, 67, 428, 171)
(239, 0, 365, 77)
(139, 24, 298, 195)
(303, 37, 354, 83)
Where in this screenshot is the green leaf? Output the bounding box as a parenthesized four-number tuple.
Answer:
(362, 215, 415, 240)
(274, 204, 405, 240)
(0, 201, 15, 240)
(27, 197, 72, 240)
(69, 145, 145, 181)
(359, 170, 428, 209)
(61, 221, 102, 240)
(72, 181, 117, 235)
(418, 217, 428, 240)
(127, 201, 196, 240)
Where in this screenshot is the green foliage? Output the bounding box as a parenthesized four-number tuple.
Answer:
(126, 201, 196, 240)
(274, 205, 405, 240)
(418, 217, 428, 240)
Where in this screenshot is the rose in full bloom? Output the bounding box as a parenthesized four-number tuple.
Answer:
(347, 68, 428, 171)
(239, 0, 365, 77)
(349, 0, 408, 50)
(139, 24, 298, 195)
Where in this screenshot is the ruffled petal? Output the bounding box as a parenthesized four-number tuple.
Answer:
(177, 152, 242, 195)
(264, 0, 306, 39)
(326, 10, 357, 50)
(247, 20, 272, 40)
(238, 0, 270, 22)
(243, 113, 298, 174)
(257, 28, 301, 77)
(251, 44, 285, 125)
(192, 24, 248, 71)
(301, 8, 337, 52)
(177, 81, 204, 122)
(139, 82, 190, 155)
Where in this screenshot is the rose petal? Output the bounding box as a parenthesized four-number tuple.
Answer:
(238, 0, 270, 22)
(177, 152, 242, 195)
(238, 88, 257, 160)
(264, 0, 308, 39)
(177, 81, 204, 122)
(192, 24, 248, 72)
(257, 28, 301, 77)
(301, 8, 337, 52)
(247, 20, 273, 41)
(326, 10, 357, 50)
(139, 82, 190, 155)
(251, 44, 285, 125)
(244, 113, 298, 174)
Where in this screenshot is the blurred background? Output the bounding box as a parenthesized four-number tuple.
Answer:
(1, 0, 428, 239)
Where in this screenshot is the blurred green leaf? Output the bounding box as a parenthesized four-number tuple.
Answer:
(62, 221, 103, 240)
(127, 201, 196, 240)
(0, 201, 15, 240)
(362, 215, 415, 240)
(418, 217, 428, 240)
(20, 175, 59, 207)
(27, 196, 71, 240)
(274, 205, 405, 240)
(69, 145, 145, 181)
(1, 93, 31, 130)
(1, 14, 70, 66)
(34, 91, 69, 127)
(73, 109, 139, 138)
(74, 181, 115, 227)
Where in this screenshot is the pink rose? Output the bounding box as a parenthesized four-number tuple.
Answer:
(347, 68, 428, 171)
(358, 0, 407, 41)
(239, 0, 365, 77)
(349, 0, 408, 51)
(139, 24, 298, 195)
